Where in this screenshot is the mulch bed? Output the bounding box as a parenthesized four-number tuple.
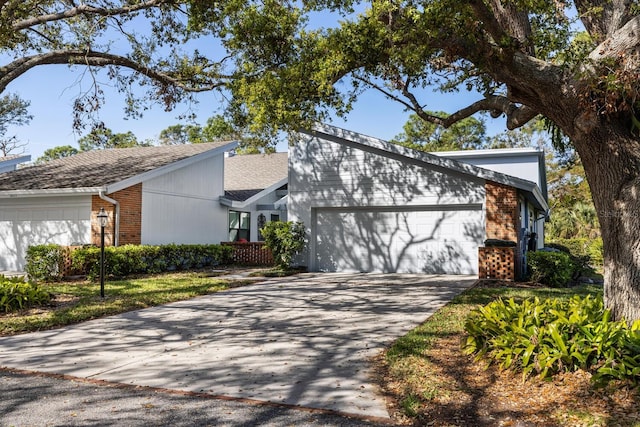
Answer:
(376, 280, 640, 427)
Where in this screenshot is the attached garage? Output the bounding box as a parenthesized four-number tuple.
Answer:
(0, 196, 91, 271)
(313, 205, 483, 273)
(289, 124, 549, 276)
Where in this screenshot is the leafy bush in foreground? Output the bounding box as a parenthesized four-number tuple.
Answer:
(464, 295, 640, 385)
(0, 275, 51, 312)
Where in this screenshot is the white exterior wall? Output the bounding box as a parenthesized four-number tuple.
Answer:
(289, 134, 486, 273)
(141, 154, 228, 244)
(436, 152, 543, 190)
(0, 196, 91, 271)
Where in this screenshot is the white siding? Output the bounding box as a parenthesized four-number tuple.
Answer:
(289, 135, 486, 274)
(141, 154, 228, 244)
(438, 153, 542, 190)
(0, 196, 91, 271)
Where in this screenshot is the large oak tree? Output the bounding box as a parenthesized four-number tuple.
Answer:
(2, 1, 639, 320)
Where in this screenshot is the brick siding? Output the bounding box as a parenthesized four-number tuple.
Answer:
(91, 184, 142, 246)
(479, 181, 519, 280)
(222, 242, 274, 266)
(485, 180, 519, 242)
(478, 246, 516, 280)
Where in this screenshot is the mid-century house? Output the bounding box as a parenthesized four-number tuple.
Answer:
(0, 143, 238, 271)
(0, 155, 31, 173)
(0, 143, 294, 272)
(288, 124, 548, 278)
(0, 124, 547, 279)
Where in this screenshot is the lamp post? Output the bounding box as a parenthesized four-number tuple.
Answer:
(97, 208, 108, 298)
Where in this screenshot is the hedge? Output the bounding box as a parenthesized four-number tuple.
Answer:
(26, 244, 233, 282)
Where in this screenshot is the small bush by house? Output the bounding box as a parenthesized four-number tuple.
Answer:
(0, 275, 51, 312)
(25, 244, 65, 282)
(527, 251, 573, 287)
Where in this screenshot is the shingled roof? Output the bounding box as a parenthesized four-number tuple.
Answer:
(224, 152, 288, 201)
(0, 142, 234, 192)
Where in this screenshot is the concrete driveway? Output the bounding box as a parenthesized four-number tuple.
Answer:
(0, 273, 475, 421)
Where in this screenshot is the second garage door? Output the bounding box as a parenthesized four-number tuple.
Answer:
(313, 206, 483, 274)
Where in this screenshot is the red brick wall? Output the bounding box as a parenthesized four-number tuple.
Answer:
(91, 184, 142, 246)
(222, 242, 274, 266)
(478, 246, 516, 280)
(485, 181, 519, 242)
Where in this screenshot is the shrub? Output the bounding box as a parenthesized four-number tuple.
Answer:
(0, 275, 51, 312)
(25, 244, 65, 282)
(463, 295, 640, 385)
(527, 251, 573, 287)
(70, 244, 234, 280)
(260, 221, 306, 270)
(26, 243, 233, 281)
(547, 237, 604, 270)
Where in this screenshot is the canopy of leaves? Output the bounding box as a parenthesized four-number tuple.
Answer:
(0, 93, 32, 155)
(36, 145, 79, 163)
(77, 125, 151, 151)
(391, 112, 488, 151)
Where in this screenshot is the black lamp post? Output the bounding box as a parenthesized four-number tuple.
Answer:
(97, 208, 109, 298)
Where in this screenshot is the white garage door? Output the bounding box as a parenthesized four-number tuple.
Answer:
(313, 206, 483, 274)
(0, 197, 91, 271)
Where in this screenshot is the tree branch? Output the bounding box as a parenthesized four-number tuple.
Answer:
(12, 0, 175, 31)
(588, 15, 640, 63)
(0, 50, 229, 94)
(354, 74, 538, 130)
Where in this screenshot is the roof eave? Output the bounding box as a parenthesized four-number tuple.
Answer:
(0, 187, 102, 198)
(220, 177, 288, 209)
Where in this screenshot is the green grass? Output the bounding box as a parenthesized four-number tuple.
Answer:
(0, 272, 249, 336)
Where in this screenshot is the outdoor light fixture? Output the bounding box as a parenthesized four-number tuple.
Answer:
(97, 208, 108, 298)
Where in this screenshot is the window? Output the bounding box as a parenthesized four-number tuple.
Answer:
(270, 214, 280, 222)
(229, 211, 250, 242)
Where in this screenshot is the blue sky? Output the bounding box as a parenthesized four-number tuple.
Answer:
(6, 63, 507, 160)
(3, 7, 509, 160)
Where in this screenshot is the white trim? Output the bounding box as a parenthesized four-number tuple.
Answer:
(0, 187, 103, 198)
(106, 142, 238, 193)
(0, 155, 31, 171)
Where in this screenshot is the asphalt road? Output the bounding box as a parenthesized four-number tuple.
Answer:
(0, 369, 392, 427)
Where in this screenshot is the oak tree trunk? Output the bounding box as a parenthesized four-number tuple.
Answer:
(571, 118, 640, 322)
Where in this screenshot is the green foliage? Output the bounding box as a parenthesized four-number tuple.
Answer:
(547, 237, 604, 270)
(527, 251, 573, 287)
(78, 125, 151, 151)
(157, 115, 276, 153)
(0, 275, 51, 313)
(260, 221, 306, 270)
(0, 93, 32, 155)
(25, 244, 65, 282)
(464, 295, 640, 385)
(36, 145, 79, 163)
(71, 244, 234, 280)
(391, 112, 487, 152)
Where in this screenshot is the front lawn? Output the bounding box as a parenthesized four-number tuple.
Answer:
(379, 283, 640, 426)
(0, 272, 250, 336)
